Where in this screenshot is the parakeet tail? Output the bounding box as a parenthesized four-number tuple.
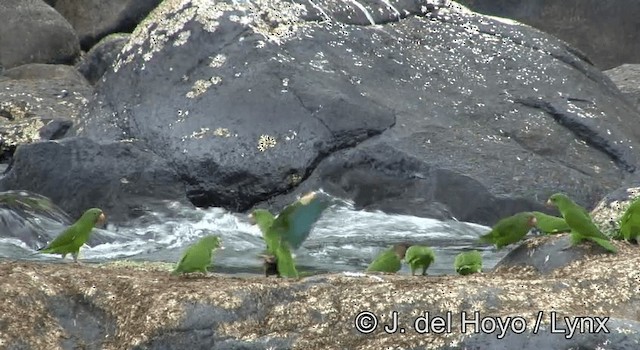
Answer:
(590, 237, 618, 253)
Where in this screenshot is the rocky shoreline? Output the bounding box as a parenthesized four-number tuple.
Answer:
(2, 1, 640, 349)
(1, 234, 639, 349)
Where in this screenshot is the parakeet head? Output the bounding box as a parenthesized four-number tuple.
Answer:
(298, 191, 317, 205)
(250, 209, 272, 225)
(526, 213, 537, 227)
(199, 235, 222, 250)
(393, 243, 410, 259)
(82, 208, 106, 226)
(546, 193, 571, 209)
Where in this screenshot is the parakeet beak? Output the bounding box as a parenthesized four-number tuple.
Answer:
(299, 191, 317, 205)
(97, 213, 107, 226)
(545, 199, 554, 207)
(248, 213, 256, 225)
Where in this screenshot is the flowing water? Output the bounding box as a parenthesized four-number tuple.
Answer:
(0, 195, 504, 275)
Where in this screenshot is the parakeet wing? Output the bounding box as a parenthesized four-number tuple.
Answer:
(479, 212, 534, 248)
(366, 249, 401, 273)
(40, 225, 79, 252)
(620, 200, 640, 240)
(563, 205, 609, 240)
(174, 243, 213, 273)
(252, 209, 275, 235)
(454, 251, 482, 274)
(532, 211, 571, 234)
(271, 192, 331, 250)
(405, 246, 435, 266)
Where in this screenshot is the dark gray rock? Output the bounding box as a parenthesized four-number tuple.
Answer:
(0, 190, 134, 249)
(443, 318, 640, 350)
(54, 0, 163, 50)
(47, 294, 117, 350)
(0, 190, 72, 245)
(604, 64, 640, 112)
(0, 64, 93, 162)
(0, 137, 186, 223)
(456, 0, 640, 70)
(77, 33, 130, 85)
(493, 234, 619, 274)
(3, 0, 640, 225)
(0, 0, 79, 69)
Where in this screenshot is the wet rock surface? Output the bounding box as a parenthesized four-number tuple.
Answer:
(1, 0, 638, 224)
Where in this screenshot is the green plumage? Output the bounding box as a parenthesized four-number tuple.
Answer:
(251, 191, 331, 278)
(478, 212, 537, 249)
(454, 250, 482, 275)
(38, 208, 105, 262)
(532, 211, 571, 234)
(366, 244, 409, 273)
(404, 245, 435, 276)
(172, 235, 222, 275)
(547, 193, 617, 253)
(619, 198, 640, 243)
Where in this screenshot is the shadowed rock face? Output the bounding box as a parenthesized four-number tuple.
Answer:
(53, 0, 163, 51)
(456, 0, 640, 70)
(1, 251, 639, 349)
(2, 0, 640, 224)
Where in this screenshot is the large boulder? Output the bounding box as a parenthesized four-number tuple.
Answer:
(0, 137, 186, 223)
(1, 255, 639, 349)
(76, 33, 131, 85)
(456, 0, 640, 70)
(3, 0, 640, 224)
(0, 0, 80, 69)
(493, 233, 624, 274)
(0, 64, 93, 163)
(605, 64, 640, 112)
(53, 0, 163, 50)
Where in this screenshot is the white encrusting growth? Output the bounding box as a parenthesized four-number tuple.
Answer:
(344, 0, 377, 25)
(307, 0, 332, 22)
(378, 0, 401, 19)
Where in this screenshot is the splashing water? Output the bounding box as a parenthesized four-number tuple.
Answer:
(0, 197, 503, 275)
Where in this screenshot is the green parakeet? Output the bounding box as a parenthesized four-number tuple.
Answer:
(619, 198, 640, 243)
(250, 191, 331, 278)
(172, 235, 222, 275)
(37, 208, 106, 263)
(404, 245, 435, 276)
(454, 250, 482, 275)
(478, 212, 537, 249)
(366, 243, 409, 273)
(546, 193, 617, 253)
(532, 211, 571, 234)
